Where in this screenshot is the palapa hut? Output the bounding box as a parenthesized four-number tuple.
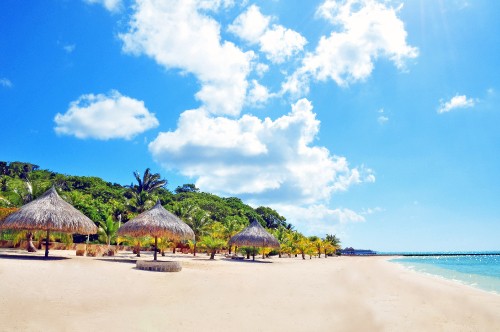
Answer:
(229, 220, 280, 261)
(0, 186, 97, 258)
(117, 200, 194, 261)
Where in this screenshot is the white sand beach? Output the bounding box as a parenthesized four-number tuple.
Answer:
(0, 250, 499, 332)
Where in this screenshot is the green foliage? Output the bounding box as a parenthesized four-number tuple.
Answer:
(255, 206, 287, 229)
(0, 160, 342, 249)
(130, 168, 167, 194)
(198, 236, 226, 259)
(97, 216, 120, 245)
(175, 183, 199, 193)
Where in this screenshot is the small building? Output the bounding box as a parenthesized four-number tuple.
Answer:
(340, 247, 377, 256)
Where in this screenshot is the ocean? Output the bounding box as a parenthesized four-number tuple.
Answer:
(389, 253, 500, 294)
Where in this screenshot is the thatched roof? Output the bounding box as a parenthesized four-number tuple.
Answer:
(117, 200, 194, 240)
(229, 220, 280, 248)
(0, 187, 97, 234)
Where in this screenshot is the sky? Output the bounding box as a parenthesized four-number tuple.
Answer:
(1, 0, 499, 252)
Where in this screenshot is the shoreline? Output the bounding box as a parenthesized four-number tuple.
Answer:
(1, 249, 499, 331)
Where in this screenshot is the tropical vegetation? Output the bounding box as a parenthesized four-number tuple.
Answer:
(0, 161, 342, 259)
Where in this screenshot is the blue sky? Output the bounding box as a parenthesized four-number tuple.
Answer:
(1, 0, 499, 251)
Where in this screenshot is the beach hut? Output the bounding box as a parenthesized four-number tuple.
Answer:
(229, 220, 280, 261)
(0, 186, 97, 258)
(117, 200, 194, 261)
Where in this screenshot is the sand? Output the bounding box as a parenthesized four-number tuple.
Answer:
(0, 249, 499, 332)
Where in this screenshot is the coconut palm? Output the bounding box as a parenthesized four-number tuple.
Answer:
(220, 217, 244, 254)
(130, 168, 167, 194)
(156, 237, 173, 256)
(185, 208, 211, 256)
(325, 234, 341, 255)
(308, 236, 323, 258)
(294, 235, 310, 260)
(273, 226, 289, 258)
(198, 236, 226, 259)
(323, 241, 335, 257)
(121, 235, 151, 257)
(97, 217, 120, 246)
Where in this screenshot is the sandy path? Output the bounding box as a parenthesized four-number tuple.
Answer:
(0, 250, 499, 331)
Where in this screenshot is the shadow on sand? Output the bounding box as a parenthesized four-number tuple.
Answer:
(0, 253, 69, 261)
(222, 258, 273, 264)
(96, 258, 138, 264)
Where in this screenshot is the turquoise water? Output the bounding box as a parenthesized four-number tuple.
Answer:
(391, 254, 500, 294)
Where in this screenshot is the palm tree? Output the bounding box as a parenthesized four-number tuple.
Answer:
(221, 217, 244, 254)
(121, 235, 150, 257)
(156, 237, 173, 256)
(295, 236, 309, 260)
(127, 168, 166, 214)
(198, 236, 226, 259)
(130, 168, 167, 194)
(273, 226, 289, 258)
(97, 217, 120, 246)
(129, 191, 155, 214)
(325, 234, 341, 255)
(185, 208, 211, 256)
(308, 236, 323, 258)
(323, 241, 335, 257)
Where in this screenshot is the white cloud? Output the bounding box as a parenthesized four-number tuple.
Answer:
(272, 204, 365, 236)
(229, 4, 307, 64)
(438, 94, 476, 113)
(54, 90, 159, 140)
(283, 0, 417, 95)
(378, 115, 388, 124)
(120, 0, 253, 116)
(228, 4, 270, 44)
(0, 78, 12, 88)
(84, 0, 123, 12)
(377, 108, 388, 124)
(149, 98, 374, 204)
(361, 207, 384, 215)
(254, 63, 269, 77)
(63, 44, 76, 53)
(247, 80, 275, 107)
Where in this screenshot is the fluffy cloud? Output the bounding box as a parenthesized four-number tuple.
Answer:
(84, 0, 123, 12)
(0, 78, 12, 88)
(120, 0, 253, 116)
(247, 80, 275, 106)
(284, 0, 417, 95)
(272, 204, 365, 235)
(229, 5, 307, 64)
(377, 108, 388, 124)
(149, 98, 374, 204)
(54, 90, 159, 140)
(437, 94, 476, 113)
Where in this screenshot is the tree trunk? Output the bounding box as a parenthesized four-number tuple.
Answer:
(246, 251, 250, 259)
(44, 230, 50, 258)
(135, 244, 141, 257)
(278, 251, 282, 258)
(252, 246, 256, 261)
(228, 245, 232, 255)
(193, 243, 197, 256)
(26, 232, 37, 252)
(210, 250, 216, 259)
(153, 236, 158, 261)
(301, 252, 305, 260)
(173, 247, 176, 254)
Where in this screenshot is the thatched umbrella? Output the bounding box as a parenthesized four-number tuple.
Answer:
(229, 220, 280, 261)
(117, 200, 194, 261)
(0, 186, 97, 258)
